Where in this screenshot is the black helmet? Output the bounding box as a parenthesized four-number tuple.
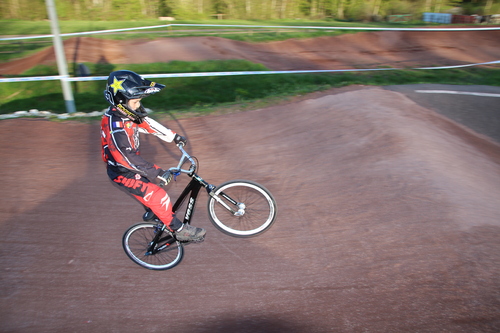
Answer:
(104, 70, 165, 123)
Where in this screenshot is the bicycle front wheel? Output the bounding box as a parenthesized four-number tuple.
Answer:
(207, 180, 277, 237)
(122, 222, 184, 270)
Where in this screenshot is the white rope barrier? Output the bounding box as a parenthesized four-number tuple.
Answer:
(1, 60, 499, 83)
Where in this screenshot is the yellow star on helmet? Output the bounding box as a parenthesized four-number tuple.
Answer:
(109, 77, 125, 95)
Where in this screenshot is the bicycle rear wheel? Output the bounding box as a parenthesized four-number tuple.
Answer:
(207, 180, 277, 237)
(122, 222, 184, 270)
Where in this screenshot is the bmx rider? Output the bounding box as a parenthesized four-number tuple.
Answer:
(100, 70, 206, 241)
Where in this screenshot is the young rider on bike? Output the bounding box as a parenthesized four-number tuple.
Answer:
(101, 70, 206, 241)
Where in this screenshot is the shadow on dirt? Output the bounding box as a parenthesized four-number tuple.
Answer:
(187, 315, 311, 333)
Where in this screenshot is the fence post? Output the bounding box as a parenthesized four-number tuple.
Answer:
(45, 0, 76, 114)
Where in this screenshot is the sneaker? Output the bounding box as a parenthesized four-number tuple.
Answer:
(175, 224, 206, 241)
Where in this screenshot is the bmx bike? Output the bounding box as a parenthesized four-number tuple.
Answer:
(122, 143, 277, 270)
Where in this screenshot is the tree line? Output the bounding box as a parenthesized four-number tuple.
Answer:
(1, 0, 497, 22)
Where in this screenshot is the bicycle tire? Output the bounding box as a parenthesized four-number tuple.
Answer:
(122, 222, 184, 270)
(207, 180, 277, 237)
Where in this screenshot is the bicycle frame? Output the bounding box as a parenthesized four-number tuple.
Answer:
(126, 144, 277, 265)
(172, 173, 213, 225)
(166, 144, 213, 223)
(144, 174, 211, 255)
(143, 144, 246, 254)
(169, 144, 243, 221)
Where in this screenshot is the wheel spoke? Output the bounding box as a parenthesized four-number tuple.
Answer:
(122, 223, 183, 270)
(208, 180, 277, 237)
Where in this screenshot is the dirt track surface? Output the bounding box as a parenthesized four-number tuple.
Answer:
(1, 29, 500, 74)
(1, 85, 500, 332)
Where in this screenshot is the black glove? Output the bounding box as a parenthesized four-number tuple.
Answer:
(157, 170, 172, 186)
(174, 134, 187, 146)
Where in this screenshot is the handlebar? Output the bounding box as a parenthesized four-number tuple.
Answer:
(168, 143, 197, 175)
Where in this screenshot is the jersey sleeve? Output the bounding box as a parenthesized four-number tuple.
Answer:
(139, 117, 177, 143)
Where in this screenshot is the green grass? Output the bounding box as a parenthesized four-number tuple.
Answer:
(1, 60, 499, 115)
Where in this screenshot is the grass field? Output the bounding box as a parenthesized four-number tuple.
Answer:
(1, 60, 499, 115)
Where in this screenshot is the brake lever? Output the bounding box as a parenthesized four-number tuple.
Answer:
(173, 171, 181, 181)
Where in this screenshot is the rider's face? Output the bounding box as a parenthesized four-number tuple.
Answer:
(127, 98, 142, 111)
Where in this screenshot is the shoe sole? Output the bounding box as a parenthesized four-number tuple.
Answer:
(178, 236, 205, 243)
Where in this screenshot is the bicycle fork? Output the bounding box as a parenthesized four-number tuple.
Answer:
(196, 174, 246, 217)
(208, 187, 246, 217)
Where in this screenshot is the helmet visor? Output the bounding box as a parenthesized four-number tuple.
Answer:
(127, 83, 165, 99)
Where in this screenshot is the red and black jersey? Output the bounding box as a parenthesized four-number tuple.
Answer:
(101, 107, 176, 180)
